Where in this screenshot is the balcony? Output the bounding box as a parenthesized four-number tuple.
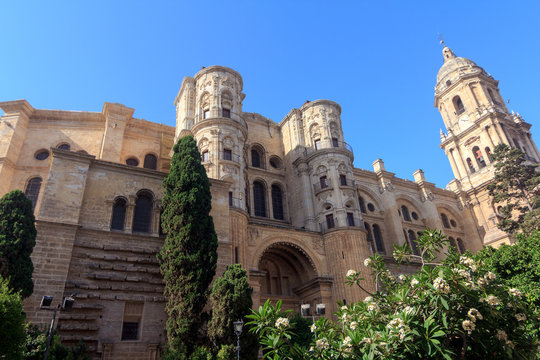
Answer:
(338, 177, 355, 188)
(313, 179, 333, 194)
(219, 151, 241, 164)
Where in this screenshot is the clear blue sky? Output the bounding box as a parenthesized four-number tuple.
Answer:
(1, 1, 539, 188)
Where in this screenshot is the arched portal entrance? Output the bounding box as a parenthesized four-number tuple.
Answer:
(255, 242, 333, 313)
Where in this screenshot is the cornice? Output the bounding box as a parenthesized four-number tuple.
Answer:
(0, 99, 34, 116)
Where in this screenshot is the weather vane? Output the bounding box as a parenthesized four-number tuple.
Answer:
(438, 33, 445, 47)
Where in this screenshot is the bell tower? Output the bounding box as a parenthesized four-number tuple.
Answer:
(435, 43, 540, 246)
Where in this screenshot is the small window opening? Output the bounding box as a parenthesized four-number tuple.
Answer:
(347, 212, 355, 226)
(319, 176, 328, 189)
(223, 149, 232, 161)
(57, 143, 70, 150)
(401, 206, 411, 221)
(339, 174, 347, 186)
(441, 213, 451, 229)
(473, 146, 486, 168)
(143, 154, 157, 170)
(121, 302, 143, 341)
(126, 158, 139, 167)
(203, 110, 210, 119)
(466, 158, 475, 173)
(314, 139, 321, 150)
(358, 197, 366, 213)
(332, 138, 339, 147)
(411, 212, 419, 220)
(35, 150, 50, 160)
(222, 108, 231, 118)
(202, 150, 209, 162)
(326, 214, 335, 229)
(367, 203, 375, 212)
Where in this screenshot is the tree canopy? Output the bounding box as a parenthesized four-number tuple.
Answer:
(0, 190, 37, 298)
(157, 135, 218, 356)
(486, 144, 540, 235)
(0, 276, 26, 360)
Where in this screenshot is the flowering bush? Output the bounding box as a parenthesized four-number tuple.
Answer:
(247, 229, 539, 359)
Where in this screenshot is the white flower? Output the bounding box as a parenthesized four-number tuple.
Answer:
(398, 327, 407, 340)
(486, 271, 496, 280)
(364, 296, 373, 303)
(410, 278, 419, 287)
(398, 274, 406, 282)
(346, 269, 357, 277)
(367, 302, 379, 312)
(310, 323, 317, 332)
(462, 319, 476, 334)
(515, 313, 527, 321)
(486, 295, 500, 306)
(403, 306, 414, 314)
(433, 277, 450, 294)
(342, 336, 352, 347)
(341, 305, 347, 310)
(341, 313, 351, 323)
(460, 256, 475, 268)
(506, 340, 515, 349)
(387, 318, 405, 329)
(364, 258, 372, 267)
(509, 288, 522, 297)
(350, 321, 358, 330)
(467, 308, 483, 322)
(275, 317, 289, 330)
(316, 338, 329, 350)
(496, 330, 507, 341)
(362, 337, 373, 344)
(477, 276, 488, 287)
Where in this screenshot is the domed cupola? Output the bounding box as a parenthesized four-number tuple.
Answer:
(436, 44, 485, 94)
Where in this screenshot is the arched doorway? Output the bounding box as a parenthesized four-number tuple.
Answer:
(255, 242, 331, 313)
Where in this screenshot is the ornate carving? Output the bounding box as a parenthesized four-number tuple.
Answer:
(378, 181, 394, 193)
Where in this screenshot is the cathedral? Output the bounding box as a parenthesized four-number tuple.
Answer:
(0, 45, 538, 359)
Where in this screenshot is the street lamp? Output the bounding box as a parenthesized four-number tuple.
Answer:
(40, 294, 76, 360)
(233, 319, 243, 360)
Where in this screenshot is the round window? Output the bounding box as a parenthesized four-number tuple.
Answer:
(126, 158, 139, 166)
(269, 156, 282, 169)
(367, 203, 375, 212)
(35, 150, 50, 160)
(412, 212, 418, 220)
(450, 219, 457, 227)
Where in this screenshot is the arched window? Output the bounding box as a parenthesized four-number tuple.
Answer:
(364, 222, 374, 252)
(457, 238, 466, 254)
(472, 146, 486, 168)
(440, 213, 451, 229)
(143, 154, 157, 170)
(485, 147, 492, 161)
(407, 230, 419, 256)
(57, 143, 70, 151)
(251, 149, 261, 168)
(253, 181, 266, 217)
(126, 157, 139, 167)
(25, 177, 42, 210)
(373, 224, 385, 254)
(358, 196, 366, 213)
(448, 237, 457, 251)
(271, 185, 284, 220)
(111, 198, 127, 230)
(453, 96, 465, 115)
(466, 158, 475, 173)
(401, 205, 411, 221)
(132, 192, 153, 233)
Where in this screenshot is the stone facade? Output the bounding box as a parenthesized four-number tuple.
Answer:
(0, 46, 537, 359)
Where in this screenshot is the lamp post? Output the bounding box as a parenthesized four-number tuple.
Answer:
(40, 295, 75, 360)
(233, 319, 243, 360)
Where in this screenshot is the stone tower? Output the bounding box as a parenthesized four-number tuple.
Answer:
(174, 66, 247, 211)
(281, 100, 374, 304)
(435, 43, 540, 246)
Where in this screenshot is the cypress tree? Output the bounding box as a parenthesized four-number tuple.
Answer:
(208, 264, 258, 359)
(157, 135, 218, 355)
(0, 190, 36, 298)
